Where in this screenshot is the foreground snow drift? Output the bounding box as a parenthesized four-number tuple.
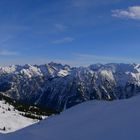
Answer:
(1, 96, 140, 140)
(0, 101, 37, 133)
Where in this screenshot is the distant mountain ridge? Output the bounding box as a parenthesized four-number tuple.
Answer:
(0, 62, 140, 111)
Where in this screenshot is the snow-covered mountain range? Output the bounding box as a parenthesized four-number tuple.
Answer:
(1, 62, 140, 111)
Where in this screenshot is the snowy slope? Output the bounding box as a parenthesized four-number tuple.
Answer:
(0, 100, 37, 133)
(1, 96, 140, 140)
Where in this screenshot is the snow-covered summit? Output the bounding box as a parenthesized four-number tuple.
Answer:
(0, 63, 70, 78)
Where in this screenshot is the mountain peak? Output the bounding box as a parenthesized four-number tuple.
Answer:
(0, 62, 140, 111)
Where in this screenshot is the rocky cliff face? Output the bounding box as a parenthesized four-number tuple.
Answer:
(0, 62, 140, 111)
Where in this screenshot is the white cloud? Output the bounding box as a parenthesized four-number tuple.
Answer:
(112, 6, 140, 20)
(51, 37, 74, 44)
(0, 50, 19, 56)
(54, 24, 67, 32)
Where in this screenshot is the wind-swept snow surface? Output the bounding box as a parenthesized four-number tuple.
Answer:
(1, 96, 140, 140)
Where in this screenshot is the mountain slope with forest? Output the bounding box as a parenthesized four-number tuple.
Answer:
(1, 63, 140, 111)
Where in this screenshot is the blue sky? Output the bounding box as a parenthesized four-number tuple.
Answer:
(0, 0, 140, 66)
